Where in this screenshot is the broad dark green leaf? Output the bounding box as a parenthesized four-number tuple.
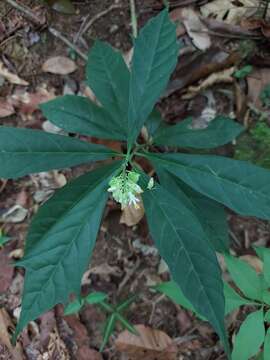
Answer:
(87, 41, 130, 133)
(145, 108, 164, 139)
(128, 10, 178, 146)
(232, 309, 265, 360)
(40, 95, 126, 140)
(264, 328, 270, 359)
(254, 247, 270, 288)
(144, 152, 270, 220)
(224, 282, 255, 314)
(15, 161, 122, 337)
(141, 177, 229, 353)
(156, 168, 229, 253)
(0, 127, 117, 179)
(225, 255, 262, 301)
(153, 116, 244, 148)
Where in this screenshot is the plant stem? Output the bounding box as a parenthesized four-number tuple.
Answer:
(129, 0, 138, 38)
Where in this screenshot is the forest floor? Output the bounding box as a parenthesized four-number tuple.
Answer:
(1, 0, 270, 359)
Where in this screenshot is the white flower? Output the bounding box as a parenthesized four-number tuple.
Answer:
(108, 170, 143, 209)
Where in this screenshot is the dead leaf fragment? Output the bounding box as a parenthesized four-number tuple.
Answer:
(172, 7, 211, 50)
(0, 308, 23, 360)
(0, 249, 14, 293)
(120, 197, 144, 226)
(247, 67, 270, 108)
(0, 98, 15, 118)
(240, 255, 263, 273)
(0, 205, 28, 223)
(115, 325, 177, 360)
(0, 61, 29, 86)
(42, 56, 77, 75)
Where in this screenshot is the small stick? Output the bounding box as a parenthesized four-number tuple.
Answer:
(5, 0, 42, 24)
(129, 0, 138, 38)
(80, 4, 122, 39)
(48, 27, 87, 61)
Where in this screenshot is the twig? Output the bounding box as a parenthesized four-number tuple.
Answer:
(80, 4, 122, 39)
(4, 0, 87, 61)
(5, 0, 42, 24)
(129, 0, 138, 38)
(48, 27, 87, 61)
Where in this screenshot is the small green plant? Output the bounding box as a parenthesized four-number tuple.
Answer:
(3, 9, 270, 356)
(156, 249, 270, 359)
(64, 293, 137, 351)
(0, 229, 11, 247)
(260, 84, 270, 108)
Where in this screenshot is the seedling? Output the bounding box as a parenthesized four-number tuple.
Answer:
(2, 10, 270, 356)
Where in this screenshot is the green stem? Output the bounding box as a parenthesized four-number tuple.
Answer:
(129, 0, 138, 38)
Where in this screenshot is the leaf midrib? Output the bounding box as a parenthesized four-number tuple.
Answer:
(146, 188, 223, 331)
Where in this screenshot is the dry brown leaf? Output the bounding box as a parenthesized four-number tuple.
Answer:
(12, 86, 55, 116)
(171, 7, 211, 50)
(247, 67, 270, 108)
(0, 308, 23, 360)
(200, 0, 258, 25)
(42, 56, 77, 75)
(0, 61, 29, 86)
(120, 197, 144, 226)
(0, 248, 14, 293)
(183, 67, 235, 99)
(240, 255, 263, 273)
(0, 98, 15, 118)
(115, 325, 177, 360)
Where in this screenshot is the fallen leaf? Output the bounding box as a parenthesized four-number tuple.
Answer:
(0, 308, 23, 360)
(0, 248, 14, 293)
(115, 325, 177, 360)
(12, 86, 56, 116)
(0, 61, 29, 86)
(183, 67, 235, 99)
(42, 56, 77, 75)
(45, 0, 76, 14)
(120, 197, 144, 226)
(171, 7, 211, 50)
(0, 205, 28, 223)
(91, 137, 122, 152)
(247, 67, 270, 108)
(0, 98, 15, 118)
(200, 0, 258, 25)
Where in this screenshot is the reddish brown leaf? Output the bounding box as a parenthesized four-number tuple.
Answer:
(115, 325, 177, 360)
(0, 98, 15, 118)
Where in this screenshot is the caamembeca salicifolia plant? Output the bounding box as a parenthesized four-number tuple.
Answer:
(2, 9, 270, 356)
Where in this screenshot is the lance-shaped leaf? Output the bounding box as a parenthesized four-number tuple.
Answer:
(15, 161, 122, 338)
(144, 152, 270, 220)
(224, 283, 256, 314)
(128, 10, 178, 146)
(40, 95, 126, 140)
(0, 127, 117, 179)
(141, 177, 229, 353)
(87, 41, 130, 133)
(153, 116, 244, 148)
(232, 309, 265, 360)
(156, 168, 229, 253)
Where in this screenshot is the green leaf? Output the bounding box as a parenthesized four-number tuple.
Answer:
(100, 313, 116, 351)
(264, 328, 270, 359)
(233, 65, 253, 79)
(0, 127, 117, 179)
(153, 116, 244, 148)
(87, 41, 130, 133)
(40, 95, 126, 140)
(128, 10, 178, 146)
(14, 161, 122, 338)
(232, 309, 265, 360)
(141, 177, 229, 353)
(225, 255, 262, 301)
(144, 152, 270, 220)
(224, 282, 255, 314)
(64, 297, 84, 315)
(255, 247, 270, 287)
(85, 292, 107, 305)
(156, 168, 229, 253)
(145, 108, 164, 139)
(265, 309, 270, 323)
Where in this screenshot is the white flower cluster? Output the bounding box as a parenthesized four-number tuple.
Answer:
(108, 170, 143, 209)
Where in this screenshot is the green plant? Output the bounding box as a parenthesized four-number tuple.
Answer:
(3, 9, 270, 356)
(0, 229, 11, 247)
(156, 250, 270, 359)
(64, 293, 137, 351)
